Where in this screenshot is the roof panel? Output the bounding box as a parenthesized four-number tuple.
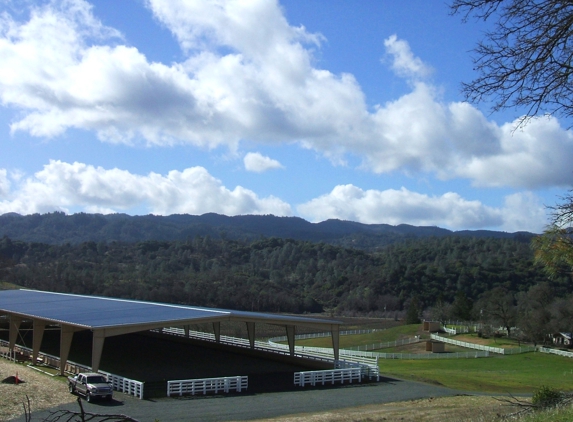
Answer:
(0, 289, 341, 329)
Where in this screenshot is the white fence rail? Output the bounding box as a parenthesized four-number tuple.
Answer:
(377, 351, 490, 359)
(167, 376, 248, 397)
(431, 333, 505, 354)
(430, 334, 536, 355)
(270, 328, 381, 343)
(294, 367, 362, 387)
(100, 371, 144, 399)
(538, 347, 573, 358)
(345, 337, 421, 352)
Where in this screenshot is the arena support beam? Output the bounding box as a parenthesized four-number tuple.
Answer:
(331, 325, 340, 361)
(8, 314, 22, 351)
(285, 325, 295, 355)
(32, 319, 47, 365)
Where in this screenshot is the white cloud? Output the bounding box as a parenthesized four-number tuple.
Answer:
(0, 169, 9, 198)
(0, 161, 292, 216)
(297, 184, 547, 233)
(244, 152, 284, 172)
(0, 1, 572, 191)
(383, 34, 433, 80)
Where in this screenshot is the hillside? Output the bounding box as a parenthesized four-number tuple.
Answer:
(0, 212, 535, 250)
(1, 235, 561, 314)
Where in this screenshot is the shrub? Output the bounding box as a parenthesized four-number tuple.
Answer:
(532, 385, 563, 409)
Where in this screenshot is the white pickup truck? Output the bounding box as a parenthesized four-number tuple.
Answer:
(68, 372, 113, 402)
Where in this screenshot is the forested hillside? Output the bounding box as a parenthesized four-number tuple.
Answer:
(0, 235, 563, 315)
(0, 212, 534, 251)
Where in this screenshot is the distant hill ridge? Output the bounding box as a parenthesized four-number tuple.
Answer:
(0, 212, 535, 249)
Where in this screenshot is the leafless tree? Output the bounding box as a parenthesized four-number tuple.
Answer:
(450, 0, 573, 126)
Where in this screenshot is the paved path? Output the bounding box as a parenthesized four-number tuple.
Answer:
(11, 377, 462, 422)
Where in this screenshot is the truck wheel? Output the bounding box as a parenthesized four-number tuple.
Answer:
(68, 384, 74, 394)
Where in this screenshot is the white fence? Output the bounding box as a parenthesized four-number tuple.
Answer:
(431, 333, 505, 354)
(270, 328, 381, 343)
(538, 347, 573, 358)
(100, 370, 144, 399)
(430, 334, 536, 355)
(345, 337, 421, 352)
(167, 376, 248, 397)
(377, 351, 490, 359)
(294, 367, 362, 387)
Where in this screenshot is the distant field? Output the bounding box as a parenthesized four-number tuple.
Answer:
(294, 324, 573, 393)
(293, 323, 423, 349)
(380, 352, 573, 393)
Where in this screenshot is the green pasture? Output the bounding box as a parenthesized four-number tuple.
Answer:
(293, 324, 573, 393)
(381, 352, 573, 393)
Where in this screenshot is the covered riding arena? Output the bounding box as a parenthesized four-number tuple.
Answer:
(0, 289, 346, 397)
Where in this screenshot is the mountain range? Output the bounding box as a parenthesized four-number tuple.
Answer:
(0, 212, 535, 250)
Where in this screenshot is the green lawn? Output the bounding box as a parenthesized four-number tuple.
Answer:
(379, 352, 573, 393)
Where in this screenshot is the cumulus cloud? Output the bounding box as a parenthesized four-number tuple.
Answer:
(297, 184, 546, 233)
(383, 34, 433, 80)
(0, 0, 572, 190)
(0, 161, 292, 216)
(243, 152, 284, 172)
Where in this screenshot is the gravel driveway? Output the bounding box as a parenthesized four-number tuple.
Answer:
(11, 377, 459, 422)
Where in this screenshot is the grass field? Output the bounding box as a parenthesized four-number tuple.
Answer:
(380, 352, 573, 393)
(297, 324, 573, 393)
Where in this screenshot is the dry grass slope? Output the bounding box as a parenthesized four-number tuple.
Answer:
(0, 360, 75, 421)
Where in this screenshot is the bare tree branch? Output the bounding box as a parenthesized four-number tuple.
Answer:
(450, 0, 573, 127)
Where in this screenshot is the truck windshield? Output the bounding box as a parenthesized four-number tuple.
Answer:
(86, 376, 107, 384)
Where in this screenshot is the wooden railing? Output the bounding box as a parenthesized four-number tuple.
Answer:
(167, 375, 248, 396)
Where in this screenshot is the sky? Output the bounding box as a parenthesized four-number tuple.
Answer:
(0, 0, 572, 233)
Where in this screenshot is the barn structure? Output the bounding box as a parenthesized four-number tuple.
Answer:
(0, 289, 343, 382)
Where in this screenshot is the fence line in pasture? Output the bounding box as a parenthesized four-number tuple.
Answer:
(431, 334, 536, 355)
(377, 351, 490, 359)
(345, 336, 422, 352)
(269, 328, 381, 343)
(538, 347, 573, 358)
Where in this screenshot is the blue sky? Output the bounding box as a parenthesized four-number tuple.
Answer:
(0, 0, 571, 233)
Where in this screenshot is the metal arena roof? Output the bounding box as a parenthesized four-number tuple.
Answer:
(0, 289, 342, 374)
(0, 289, 341, 330)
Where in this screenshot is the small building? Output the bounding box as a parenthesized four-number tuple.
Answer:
(423, 321, 441, 333)
(425, 340, 445, 353)
(552, 332, 572, 347)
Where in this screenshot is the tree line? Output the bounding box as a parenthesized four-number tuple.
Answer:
(0, 235, 567, 317)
